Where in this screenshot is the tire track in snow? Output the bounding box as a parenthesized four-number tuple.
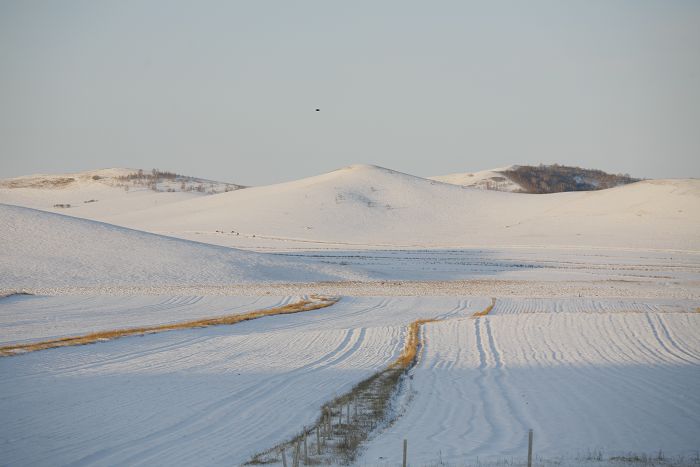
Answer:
(422, 319, 477, 452)
(482, 317, 530, 456)
(75, 326, 370, 466)
(655, 314, 700, 361)
(468, 317, 501, 454)
(136, 328, 369, 466)
(644, 313, 695, 365)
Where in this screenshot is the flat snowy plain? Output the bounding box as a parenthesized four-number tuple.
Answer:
(361, 305, 700, 465)
(1, 296, 698, 465)
(0, 296, 488, 466)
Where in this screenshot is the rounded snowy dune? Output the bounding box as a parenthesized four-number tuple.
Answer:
(107, 165, 700, 251)
(0, 203, 357, 289)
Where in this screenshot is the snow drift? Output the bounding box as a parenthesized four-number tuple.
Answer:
(0, 204, 360, 289)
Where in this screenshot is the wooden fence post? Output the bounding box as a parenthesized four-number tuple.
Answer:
(527, 429, 533, 467)
(291, 441, 297, 467)
(403, 439, 407, 467)
(316, 425, 321, 454)
(327, 407, 332, 435)
(304, 433, 308, 464)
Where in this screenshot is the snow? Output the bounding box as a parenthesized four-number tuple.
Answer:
(1, 164, 699, 466)
(360, 306, 700, 465)
(489, 297, 697, 315)
(3, 165, 698, 253)
(1, 296, 697, 466)
(5, 200, 697, 294)
(0, 168, 242, 220)
(0, 296, 486, 466)
(429, 165, 524, 192)
(0, 294, 302, 345)
(0, 204, 364, 289)
(95, 165, 700, 252)
(16, 279, 700, 300)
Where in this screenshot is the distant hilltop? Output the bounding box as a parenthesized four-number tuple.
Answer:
(430, 164, 640, 194)
(0, 168, 244, 194)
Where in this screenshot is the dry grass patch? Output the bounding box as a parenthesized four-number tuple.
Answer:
(0, 295, 338, 357)
(472, 297, 496, 317)
(248, 315, 443, 465)
(390, 318, 438, 369)
(250, 300, 502, 464)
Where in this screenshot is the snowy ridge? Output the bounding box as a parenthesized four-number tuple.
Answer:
(0, 168, 242, 221)
(3, 164, 698, 251)
(105, 164, 700, 251)
(0, 204, 364, 289)
(429, 165, 524, 192)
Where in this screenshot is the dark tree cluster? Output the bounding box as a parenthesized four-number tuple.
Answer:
(502, 164, 639, 194)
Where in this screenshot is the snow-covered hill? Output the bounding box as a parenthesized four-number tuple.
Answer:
(104, 164, 700, 251)
(431, 164, 639, 193)
(0, 204, 361, 289)
(429, 166, 525, 192)
(0, 168, 243, 220)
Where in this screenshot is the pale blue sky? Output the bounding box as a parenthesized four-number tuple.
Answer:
(1, 1, 699, 185)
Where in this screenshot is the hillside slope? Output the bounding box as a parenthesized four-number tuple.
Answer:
(429, 166, 525, 192)
(0, 168, 243, 221)
(431, 164, 639, 193)
(0, 204, 359, 289)
(106, 164, 700, 251)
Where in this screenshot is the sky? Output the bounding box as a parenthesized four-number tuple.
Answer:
(1, 1, 699, 186)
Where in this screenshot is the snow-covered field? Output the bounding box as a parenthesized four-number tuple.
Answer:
(1, 296, 698, 466)
(361, 308, 700, 465)
(0, 296, 486, 466)
(5, 202, 698, 294)
(0, 294, 303, 345)
(1, 165, 699, 466)
(3, 201, 699, 292)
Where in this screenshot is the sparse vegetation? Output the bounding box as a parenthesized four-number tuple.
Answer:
(112, 168, 243, 193)
(472, 297, 496, 317)
(502, 164, 639, 194)
(1, 177, 76, 189)
(246, 327, 421, 465)
(0, 296, 337, 357)
(114, 169, 180, 191)
(53, 203, 71, 208)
